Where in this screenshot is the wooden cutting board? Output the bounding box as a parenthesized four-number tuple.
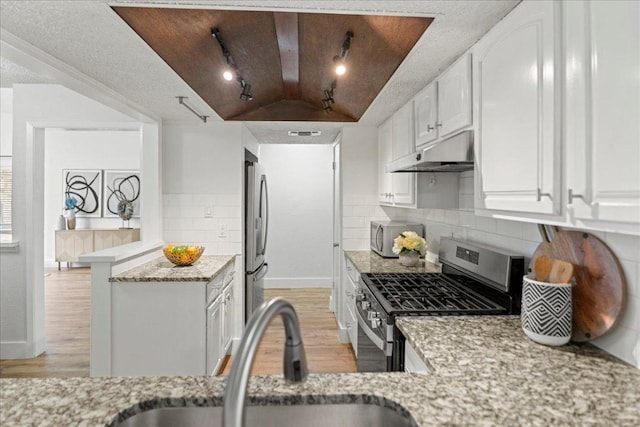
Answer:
(531, 227, 626, 342)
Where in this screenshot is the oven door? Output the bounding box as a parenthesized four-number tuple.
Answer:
(356, 308, 388, 372)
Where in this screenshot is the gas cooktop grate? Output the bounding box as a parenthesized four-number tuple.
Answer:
(364, 273, 505, 314)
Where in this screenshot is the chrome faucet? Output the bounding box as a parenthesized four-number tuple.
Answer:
(223, 297, 309, 427)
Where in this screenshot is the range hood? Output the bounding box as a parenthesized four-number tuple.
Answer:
(386, 130, 474, 172)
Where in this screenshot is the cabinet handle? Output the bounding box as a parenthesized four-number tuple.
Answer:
(346, 291, 354, 297)
(536, 188, 553, 202)
(436, 123, 443, 128)
(427, 125, 435, 132)
(568, 189, 585, 204)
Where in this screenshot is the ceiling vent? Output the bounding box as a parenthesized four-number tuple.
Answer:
(288, 131, 322, 137)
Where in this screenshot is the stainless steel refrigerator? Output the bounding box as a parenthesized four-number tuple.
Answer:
(245, 161, 269, 322)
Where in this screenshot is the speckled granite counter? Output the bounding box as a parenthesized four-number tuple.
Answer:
(344, 250, 440, 274)
(110, 255, 235, 282)
(397, 316, 640, 424)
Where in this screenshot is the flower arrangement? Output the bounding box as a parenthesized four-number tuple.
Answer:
(392, 231, 427, 256)
(64, 197, 77, 211)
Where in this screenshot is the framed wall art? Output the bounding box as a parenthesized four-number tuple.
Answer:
(62, 169, 102, 217)
(103, 170, 141, 218)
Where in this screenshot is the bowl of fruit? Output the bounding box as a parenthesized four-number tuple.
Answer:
(163, 245, 205, 266)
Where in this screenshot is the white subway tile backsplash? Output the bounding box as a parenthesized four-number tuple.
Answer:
(467, 230, 487, 244)
(180, 205, 200, 219)
(475, 216, 497, 233)
(163, 205, 181, 218)
(343, 228, 369, 240)
(619, 259, 638, 297)
(522, 223, 543, 242)
(497, 219, 524, 239)
(342, 238, 369, 251)
(620, 296, 640, 330)
(605, 233, 640, 263)
(181, 230, 204, 242)
(227, 218, 242, 231)
(163, 230, 181, 242)
(343, 216, 365, 228)
(228, 206, 242, 218)
(459, 211, 476, 228)
(192, 218, 218, 230)
(353, 205, 374, 216)
(592, 325, 639, 368)
(445, 210, 460, 226)
(213, 206, 230, 218)
(219, 241, 241, 254)
(459, 177, 474, 195)
(228, 230, 241, 243)
(342, 205, 354, 216)
(219, 194, 240, 206)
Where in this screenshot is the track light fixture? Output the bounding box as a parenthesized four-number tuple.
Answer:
(321, 31, 353, 113)
(212, 28, 253, 101)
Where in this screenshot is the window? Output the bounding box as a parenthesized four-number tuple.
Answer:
(0, 156, 12, 236)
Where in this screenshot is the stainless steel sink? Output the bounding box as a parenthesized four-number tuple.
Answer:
(114, 403, 417, 427)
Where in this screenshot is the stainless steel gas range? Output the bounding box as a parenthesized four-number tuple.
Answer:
(356, 237, 525, 372)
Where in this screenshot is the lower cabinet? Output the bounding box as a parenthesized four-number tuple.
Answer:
(342, 254, 359, 355)
(404, 340, 429, 373)
(110, 263, 235, 377)
(206, 294, 224, 376)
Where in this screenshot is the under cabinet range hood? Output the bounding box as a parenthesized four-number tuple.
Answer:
(386, 131, 474, 172)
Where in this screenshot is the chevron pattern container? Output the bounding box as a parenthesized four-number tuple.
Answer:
(521, 275, 572, 346)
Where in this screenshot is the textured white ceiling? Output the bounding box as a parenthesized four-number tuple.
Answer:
(0, 0, 519, 143)
(0, 56, 56, 87)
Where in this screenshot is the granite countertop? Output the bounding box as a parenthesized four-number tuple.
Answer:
(110, 255, 235, 282)
(396, 316, 640, 425)
(2, 317, 639, 426)
(344, 250, 441, 274)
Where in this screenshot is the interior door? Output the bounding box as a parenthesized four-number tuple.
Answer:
(331, 137, 342, 314)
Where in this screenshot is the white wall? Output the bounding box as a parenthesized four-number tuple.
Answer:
(259, 143, 334, 288)
(43, 129, 141, 264)
(388, 171, 640, 368)
(162, 121, 243, 255)
(0, 84, 143, 359)
(341, 126, 392, 250)
(1, 88, 12, 156)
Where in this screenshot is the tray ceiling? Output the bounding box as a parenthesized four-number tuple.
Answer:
(112, 7, 431, 122)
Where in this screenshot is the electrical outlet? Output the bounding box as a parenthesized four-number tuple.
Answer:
(219, 224, 227, 238)
(204, 206, 213, 218)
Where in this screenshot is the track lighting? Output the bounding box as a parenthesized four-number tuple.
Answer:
(321, 31, 353, 113)
(212, 28, 253, 101)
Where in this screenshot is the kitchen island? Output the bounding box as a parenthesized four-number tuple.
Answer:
(3, 316, 638, 426)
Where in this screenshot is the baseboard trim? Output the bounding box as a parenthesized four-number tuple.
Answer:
(264, 277, 333, 289)
(337, 326, 349, 343)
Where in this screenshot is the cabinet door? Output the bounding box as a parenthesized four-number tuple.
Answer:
(565, 0, 640, 225)
(55, 230, 94, 262)
(206, 296, 223, 376)
(414, 82, 438, 147)
(475, 0, 561, 215)
(391, 102, 416, 206)
(222, 282, 234, 353)
(438, 53, 472, 138)
(377, 118, 394, 204)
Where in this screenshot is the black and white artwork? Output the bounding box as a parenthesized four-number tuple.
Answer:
(104, 170, 141, 218)
(62, 169, 102, 217)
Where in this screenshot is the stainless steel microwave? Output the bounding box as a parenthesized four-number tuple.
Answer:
(370, 221, 424, 258)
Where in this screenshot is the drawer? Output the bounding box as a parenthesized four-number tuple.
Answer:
(344, 256, 360, 284)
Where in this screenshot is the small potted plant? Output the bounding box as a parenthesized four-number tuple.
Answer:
(392, 231, 427, 267)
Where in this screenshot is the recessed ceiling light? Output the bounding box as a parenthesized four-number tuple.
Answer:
(288, 131, 322, 137)
(335, 63, 346, 76)
(223, 70, 233, 81)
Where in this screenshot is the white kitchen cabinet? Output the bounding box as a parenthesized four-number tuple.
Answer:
(378, 106, 416, 207)
(414, 54, 472, 148)
(564, 0, 640, 227)
(391, 102, 416, 205)
(437, 53, 472, 138)
(342, 254, 359, 355)
(474, 0, 562, 216)
(414, 81, 438, 147)
(222, 273, 235, 354)
(404, 340, 429, 373)
(206, 294, 224, 376)
(378, 118, 394, 204)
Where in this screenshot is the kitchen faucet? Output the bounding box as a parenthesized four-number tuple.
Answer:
(223, 297, 309, 427)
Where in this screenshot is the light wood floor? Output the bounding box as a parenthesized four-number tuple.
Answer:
(0, 268, 355, 378)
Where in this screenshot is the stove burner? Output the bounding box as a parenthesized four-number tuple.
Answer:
(363, 273, 506, 315)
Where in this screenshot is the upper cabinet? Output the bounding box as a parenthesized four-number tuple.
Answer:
(378, 118, 394, 204)
(564, 0, 640, 228)
(390, 102, 416, 205)
(414, 54, 472, 148)
(474, 0, 561, 216)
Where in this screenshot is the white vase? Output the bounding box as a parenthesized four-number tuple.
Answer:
(399, 251, 420, 267)
(56, 215, 66, 231)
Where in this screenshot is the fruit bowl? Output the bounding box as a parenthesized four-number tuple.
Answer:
(163, 245, 205, 266)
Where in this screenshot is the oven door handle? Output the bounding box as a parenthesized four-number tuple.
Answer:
(356, 308, 385, 352)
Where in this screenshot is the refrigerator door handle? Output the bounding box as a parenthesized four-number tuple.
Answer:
(259, 174, 269, 256)
(254, 263, 269, 282)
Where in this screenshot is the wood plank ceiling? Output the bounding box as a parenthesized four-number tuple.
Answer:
(113, 7, 432, 122)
